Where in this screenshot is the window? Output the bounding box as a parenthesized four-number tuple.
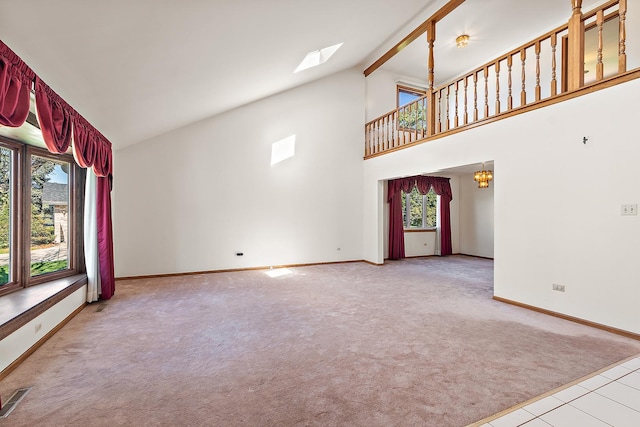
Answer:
(401, 187, 437, 229)
(0, 137, 80, 296)
(397, 85, 425, 108)
(397, 85, 428, 133)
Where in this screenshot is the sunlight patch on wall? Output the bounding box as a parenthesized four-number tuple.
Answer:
(271, 134, 296, 166)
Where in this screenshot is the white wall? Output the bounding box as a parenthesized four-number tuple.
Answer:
(363, 78, 640, 335)
(404, 232, 436, 257)
(0, 286, 86, 373)
(459, 172, 494, 258)
(113, 69, 365, 277)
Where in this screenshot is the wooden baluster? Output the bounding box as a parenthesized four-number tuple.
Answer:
(463, 77, 469, 125)
(551, 33, 558, 96)
(484, 67, 489, 118)
(365, 124, 369, 156)
(473, 71, 478, 122)
(596, 9, 604, 81)
(411, 102, 419, 141)
(507, 55, 513, 110)
(390, 114, 395, 150)
(397, 111, 400, 145)
(437, 90, 442, 133)
(396, 110, 402, 146)
(373, 121, 377, 154)
(392, 111, 397, 148)
(619, 0, 627, 73)
(445, 86, 450, 130)
(521, 49, 527, 106)
(403, 106, 408, 145)
(535, 41, 541, 101)
(495, 61, 501, 115)
(381, 116, 388, 151)
(567, 0, 584, 90)
(421, 98, 426, 138)
(426, 21, 436, 137)
(377, 119, 382, 153)
(454, 81, 459, 128)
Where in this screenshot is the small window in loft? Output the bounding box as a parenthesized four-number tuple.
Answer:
(397, 85, 426, 108)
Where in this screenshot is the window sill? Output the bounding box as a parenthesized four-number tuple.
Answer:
(0, 274, 87, 341)
(404, 228, 436, 233)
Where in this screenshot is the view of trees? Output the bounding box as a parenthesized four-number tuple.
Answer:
(0, 147, 9, 251)
(401, 187, 437, 229)
(397, 103, 427, 132)
(30, 156, 56, 246)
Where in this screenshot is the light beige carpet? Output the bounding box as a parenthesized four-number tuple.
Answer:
(1, 256, 639, 426)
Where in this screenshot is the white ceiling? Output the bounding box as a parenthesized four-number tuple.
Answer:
(0, 0, 603, 150)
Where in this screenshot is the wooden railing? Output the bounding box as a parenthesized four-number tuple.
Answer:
(364, 0, 630, 158)
(365, 94, 428, 156)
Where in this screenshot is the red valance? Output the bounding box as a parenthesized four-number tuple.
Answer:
(35, 77, 73, 154)
(72, 118, 96, 168)
(0, 42, 35, 127)
(0, 40, 113, 177)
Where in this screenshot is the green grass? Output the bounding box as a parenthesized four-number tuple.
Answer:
(31, 260, 68, 276)
(0, 265, 7, 285)
(0, 260, 68, 285)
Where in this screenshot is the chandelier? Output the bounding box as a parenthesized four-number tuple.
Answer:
(473, 164, 493, 188)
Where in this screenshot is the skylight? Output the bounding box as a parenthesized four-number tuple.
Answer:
(294, 43, 343, 73)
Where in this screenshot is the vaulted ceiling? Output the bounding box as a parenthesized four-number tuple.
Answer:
(0, 0, 602, 150)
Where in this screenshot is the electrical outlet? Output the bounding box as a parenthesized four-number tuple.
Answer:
(552, 284, 565, 292)
(621, 204, 638, 216)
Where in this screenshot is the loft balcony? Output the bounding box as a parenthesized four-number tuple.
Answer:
(364, 0, 638, 159)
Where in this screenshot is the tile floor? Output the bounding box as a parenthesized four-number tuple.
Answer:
(476, 356, 640, 427)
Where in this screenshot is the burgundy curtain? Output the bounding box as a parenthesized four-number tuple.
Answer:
(428, 177, 453, 256)
(388, 177, 415, 260)
(96, 175, 115, 299)
(0, 42, 35, 127)
(91, 131, 115, 299)
(35, 77, 73, 153)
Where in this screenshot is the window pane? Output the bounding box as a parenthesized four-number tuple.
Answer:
(409, 187, 423, 228)
(0, 147, 12, 286)
(425, 190, 437, 228)
(398, 88, 423, 107)
(31, 155, 70, 277)
(401, 190, 407, 226)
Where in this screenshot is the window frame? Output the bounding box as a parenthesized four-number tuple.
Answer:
(0, 136, 81, 296)
(0, 139, 22, 295)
